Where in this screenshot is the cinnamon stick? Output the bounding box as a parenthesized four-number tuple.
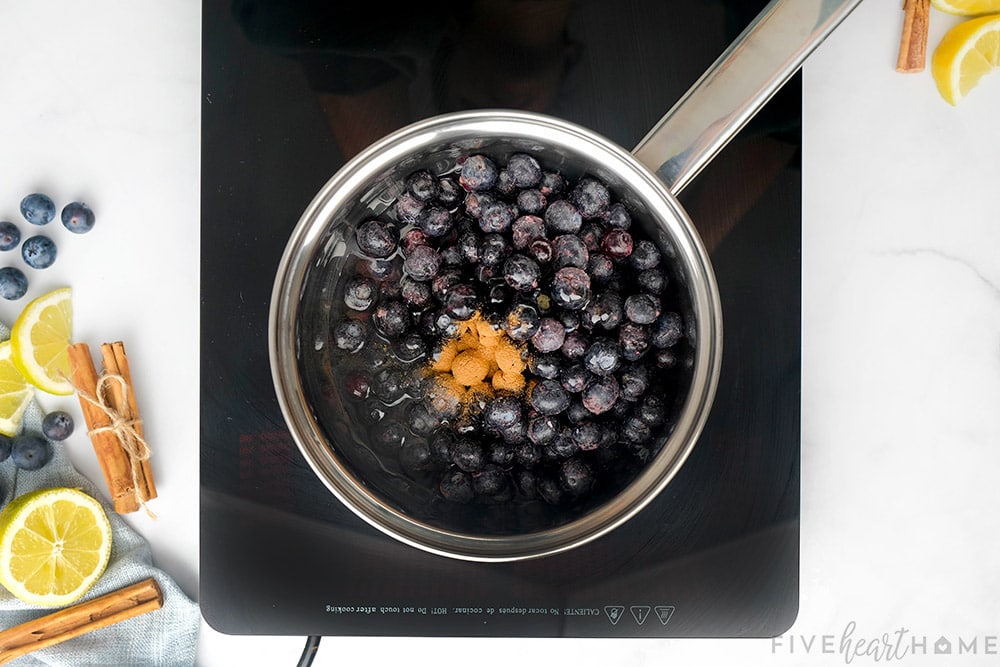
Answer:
(897, 0, 931, 73)
(68, 343, 139, 514)
(100, 341, 157, 505)
(0, 578, 163, 664)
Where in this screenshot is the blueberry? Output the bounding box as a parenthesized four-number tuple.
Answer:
(400, 437, 433, 472)
(356, 219, 398, 258)
(506, 153, 542, 188)
(550, 267, 591, 311)
(429, 428, 456, 463)
(464, 190, 495, 219)
(400, 276, 433, 310)
(622, 415, 653, 444)
(0, 434, 10, 462)
(527, 352, 562, 379)
(472, 464, 509, 497)
(439, 244, 463, 267)
(543, 199, 582, 234)
(578, 222, 605, 252)
(393, 331, 427, 361)
(405, 402, 437, 436)
(403, 244, 441, 281)
(583, 338, 622, 376)
(440, 470, 475, 503)
(21, 235, 57, 269)
(484, 395, 523, 434)
(636, 394, 667, 427)
(552, 234, 589, 270)
(619, 363, 650, 401)
(560, 458, 595, 495)
(624, 293, 661, 324)
(443, 283, 479, 320)
(651, 311, 684, 348)
(560, 330, 588, 360)
(515, 442, 543, 468)
(0, 267, 28, 300)
(655, 348, 678, 369)
(539, 171, 567, 197)
(537, 475, 564, 505)
(619, 322, 651, 361)
(11, 434, 52, 470)
(431, 269, 462, 295)
(630, 239, 662, 270)
(20, 193, 55, 225)
(478, 233, 510, 267)
(560, 363, 590, 393)
(582, 290, 623, 330)
(528, 378, 571, 415)
(343, 275, 376, 311)
(459, 155, 498, 192)
(60, 201, 96, 234)
(372, 366, 408, 403)
(451, 438, 486, 473)
(0, 222, 20, 251)
(436, 176, 462, 207)
(456, 231, 480, 264)
(527, 238, 554, 265)
(504, 303, 540, 341)
(502, 253, 541, 292)
(511, 215, 545, 249)
(571, 422, 603, 451)
(406, 169, 439, 202)
(333, 319, 368, 354)
(495, 169, 518, 198)
(587, 253, 615, 284)
(570, 177, 610, 219)
(41, 411, 74, 441)
(581, 375, 620, 415)
(601, 227, 634, 260)
(372, 300, 411, 338)
(606, 202, 632, 229)
(531, 317, 565, 353)
(395, 192, 426, 224)
(526, 415, 560, 446)
(637, 268, 668, 294)
(416, 205, 454, 238)
(516, 189, 546, 215)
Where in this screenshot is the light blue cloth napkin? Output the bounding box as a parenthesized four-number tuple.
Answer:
(0, 323, 199, 667)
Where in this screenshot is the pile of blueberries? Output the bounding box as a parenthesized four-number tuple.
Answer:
(0, 411, 74, 472)
(0, 193, 95, 300)
(327, 151, 688, 509)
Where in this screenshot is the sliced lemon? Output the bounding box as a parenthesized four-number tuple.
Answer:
(0, 340, 35, 436)
(10, 287, 73, 395)
(931, 0, 1000, 15)
(931, 14, 1000, 105)
(0, 487, 112, 607)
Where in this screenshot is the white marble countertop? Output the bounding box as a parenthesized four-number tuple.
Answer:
(2, 0, 998, 665)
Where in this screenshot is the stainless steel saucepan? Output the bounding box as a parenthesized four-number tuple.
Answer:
(270, 0, 861, 561)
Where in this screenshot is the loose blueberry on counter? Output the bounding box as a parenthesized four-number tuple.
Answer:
(19, 193, 56, 225)
(11, 434, 52, 470)
(21, 235, 57, 269)
(0, 434, 11, 462)
(0, 222, 20, 251)
(41, 411, 75, 441)
(60, 201, 96, 234)
(0, 267, 28, 300)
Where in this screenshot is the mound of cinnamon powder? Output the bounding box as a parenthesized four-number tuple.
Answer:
(429, 312, 527, 402)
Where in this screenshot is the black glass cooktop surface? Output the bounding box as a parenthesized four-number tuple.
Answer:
(200, 0, 801, 637)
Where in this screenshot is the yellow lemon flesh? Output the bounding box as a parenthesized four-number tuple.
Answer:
(931, 0, 1000, 15)
(0, 488, 112, 607)
(10, 287, 74, 395)
(932, 14, 1000, 105)
(0, 340, 35, 436)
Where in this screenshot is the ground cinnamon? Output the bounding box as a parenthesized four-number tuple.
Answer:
(428, 312, 528, 403)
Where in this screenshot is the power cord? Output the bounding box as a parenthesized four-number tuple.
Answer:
(296, 635, 322, 667)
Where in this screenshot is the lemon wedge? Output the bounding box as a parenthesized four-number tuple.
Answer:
(932, 14, 1000, 105)
(0, 340, 35, 436)
(931, 0, 1000, 15)
(0, 487, 113, 607)
(10, 287, 74, 395)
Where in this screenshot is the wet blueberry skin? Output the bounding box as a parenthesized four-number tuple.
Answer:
(20, 193, 56, 225)
(22, 235, 58, 269)
(0, 267, 28, 300)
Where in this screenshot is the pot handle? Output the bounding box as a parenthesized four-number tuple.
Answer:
(632, 0, 862, 196)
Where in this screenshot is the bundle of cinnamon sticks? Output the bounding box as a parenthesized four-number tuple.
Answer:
(68, 341, 157, 514)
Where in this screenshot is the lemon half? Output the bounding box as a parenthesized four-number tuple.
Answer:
(0, 340, 35, 436)
(10, 287, 74, 395)
(931, 0, 1000, 15)
(0, 487, 113, 607)
(931, 14, 1000, 105)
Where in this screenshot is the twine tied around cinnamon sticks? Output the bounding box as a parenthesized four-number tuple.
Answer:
(67, 342, 157, 516)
